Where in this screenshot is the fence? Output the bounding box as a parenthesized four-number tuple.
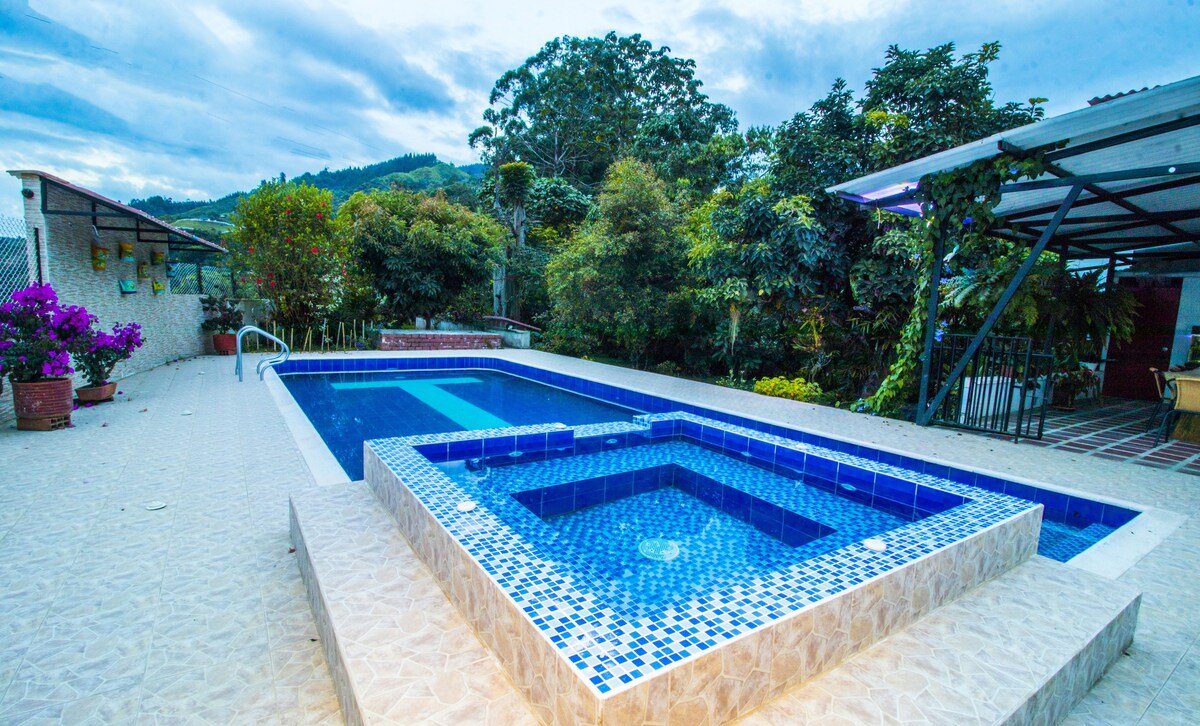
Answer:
(924, 333, 1053, 441)
(239, 320, 376, 353)
(0, 215, 30, 299)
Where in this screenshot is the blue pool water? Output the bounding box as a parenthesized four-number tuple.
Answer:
(282, 369, 636, 479)
(439, 439, 966, 610)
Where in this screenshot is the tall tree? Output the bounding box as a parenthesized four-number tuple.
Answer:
(338, 190, 505, 324)
(546, 159, 692, 366)
(470, 32, 737, 190)
(761, 41, 1046, 398)
(230, 181, 345, 328)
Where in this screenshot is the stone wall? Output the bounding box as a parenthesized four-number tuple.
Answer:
(2, 175, 212, 423)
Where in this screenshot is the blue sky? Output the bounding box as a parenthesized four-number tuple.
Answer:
(0, 0, 1197, 218)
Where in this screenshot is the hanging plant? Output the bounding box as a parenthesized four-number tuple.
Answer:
(91, 244, 110, 271)
(151, 250, 166, 265)
(118, 242, 135, 262)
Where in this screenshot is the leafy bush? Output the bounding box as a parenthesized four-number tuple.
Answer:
(753, 376, 824, 403)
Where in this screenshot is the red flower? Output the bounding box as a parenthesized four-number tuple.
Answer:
(248, 246, 254, 252)
(285, 237, 292, 244)
(240, 277, 246, 283)
(255, 278, 262, 285)
(310, 247, 318, 254)
(285, 209, 291, 215)
(316, 212, 323, 219)
(267, 272, 273, 278)
(269, 280, 276, 286)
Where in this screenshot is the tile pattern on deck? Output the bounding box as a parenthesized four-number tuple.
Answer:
(738, 556, 1140, 725)
(0, 356, 341, 725)
(289, 485, 537, 726)
(1016, 398, 1200, 475)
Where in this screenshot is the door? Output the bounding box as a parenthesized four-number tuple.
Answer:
(1102, 276, 1182, 400)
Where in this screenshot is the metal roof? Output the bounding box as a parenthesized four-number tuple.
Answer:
(827, 74, 1200, 262)
(8, 170, 226, 253)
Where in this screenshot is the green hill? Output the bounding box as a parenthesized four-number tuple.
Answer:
(129, 153, 481, 224)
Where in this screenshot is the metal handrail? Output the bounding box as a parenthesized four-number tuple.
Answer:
(235, 325, 290, 382)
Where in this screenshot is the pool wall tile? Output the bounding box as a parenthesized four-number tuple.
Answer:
(364, 433, 1044, 725)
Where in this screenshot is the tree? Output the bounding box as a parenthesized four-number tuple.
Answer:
(546, 159, 692, 366)
(470, 32, 737, 189)
(338, 189, 505, 324)
(762, 41, 1046, 400)
(230, 180, 345, 328)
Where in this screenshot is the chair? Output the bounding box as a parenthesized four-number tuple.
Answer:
(1153, 377, 1200, 446)
(1146, 368, 1176, 432)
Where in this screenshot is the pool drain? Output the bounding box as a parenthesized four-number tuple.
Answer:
(638, 538, 680, 562)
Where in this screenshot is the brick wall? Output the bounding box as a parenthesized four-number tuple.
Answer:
(377, 332, 502, 351)
(2, 175, 212, 423)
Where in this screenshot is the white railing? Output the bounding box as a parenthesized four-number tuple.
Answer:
(235, 325, 290, 381)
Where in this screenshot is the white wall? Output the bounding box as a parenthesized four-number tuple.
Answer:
(2, 175, 213, 423)
(1170, 276, 1200, 366)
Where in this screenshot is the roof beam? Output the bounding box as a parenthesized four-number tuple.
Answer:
(1044, 113, 1200, 163)
(1004, 174, 1200, 221)
(998, 161, 1200, 193)
(1001, 141, 1200, 255)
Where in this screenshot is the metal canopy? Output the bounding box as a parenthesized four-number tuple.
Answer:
(827, 74, 1200, 263)
(7, 169, 226, 253)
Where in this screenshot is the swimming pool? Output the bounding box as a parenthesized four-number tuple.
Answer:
(275, 356, 1140, 560)
(281, 368, 635, 479)
(274, 355, 1145, 721)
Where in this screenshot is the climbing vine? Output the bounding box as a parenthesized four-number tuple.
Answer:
(864, 149, 1052, 415)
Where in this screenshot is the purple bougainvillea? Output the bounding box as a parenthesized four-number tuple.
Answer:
(0, 283, 145, 385)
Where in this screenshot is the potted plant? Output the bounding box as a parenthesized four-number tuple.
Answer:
(0, 283, 93, 429)
(201, 295, 243, 355)
(1050, 366, 1100, 410)
(75, 322, 143, 402)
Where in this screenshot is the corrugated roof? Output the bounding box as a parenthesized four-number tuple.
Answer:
(7, 170, 226, 253)
(826, 75, 1200, 262)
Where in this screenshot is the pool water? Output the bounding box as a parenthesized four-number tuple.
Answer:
(282, 369, 636, 479)
(439, 440, 956, 610)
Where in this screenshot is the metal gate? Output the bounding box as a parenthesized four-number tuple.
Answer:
(925, 333, 1052, 441)
(0, 215, 30, 299)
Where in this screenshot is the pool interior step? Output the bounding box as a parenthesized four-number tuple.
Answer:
(738, 555, 1140, 725)
(289, 484, 538, 726)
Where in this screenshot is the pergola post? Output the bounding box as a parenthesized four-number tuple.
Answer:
(916, 220, 949, 417)
(916, 184, 1084, 425)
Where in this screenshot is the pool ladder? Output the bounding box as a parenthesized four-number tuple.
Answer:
(234, 325, 290, 382)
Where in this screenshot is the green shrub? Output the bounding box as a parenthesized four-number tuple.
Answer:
(651, 360, 680, 377)
(753, 376, 823, 403)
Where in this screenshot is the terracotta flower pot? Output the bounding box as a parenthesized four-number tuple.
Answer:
(76, 381, 118, 403)
(11, 378, 74, 430)
(212, 333, 237, 355)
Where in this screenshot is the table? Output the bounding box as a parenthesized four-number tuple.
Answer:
(1162, 371, 1200, 443)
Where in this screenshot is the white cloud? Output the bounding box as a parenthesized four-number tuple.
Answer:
(0, 0, 1195, 221)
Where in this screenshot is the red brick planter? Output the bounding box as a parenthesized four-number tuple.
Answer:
(377, 331, 502, 351)
(11, 378, 74, 430)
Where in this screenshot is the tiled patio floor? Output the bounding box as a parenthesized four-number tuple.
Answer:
(1018, 398, 1200, 476)
(0, 357, 342, 725)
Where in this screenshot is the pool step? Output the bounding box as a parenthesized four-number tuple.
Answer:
(289, 485, 538, 726)
(737, 555, 1140, 725)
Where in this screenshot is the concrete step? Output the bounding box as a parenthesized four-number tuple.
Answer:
(737, 556, 1140, 725)
(289, 484, 538, 726)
